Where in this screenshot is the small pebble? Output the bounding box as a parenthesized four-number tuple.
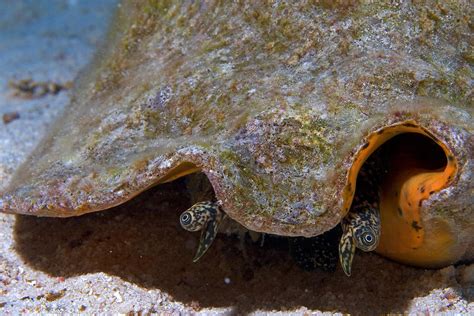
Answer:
(45, 289, 66, 302)
(224, 277, 231, 284)
(114, 291, 123, 303)
(2, 112, 20, 124)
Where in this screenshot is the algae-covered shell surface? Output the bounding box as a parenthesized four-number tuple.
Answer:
(1, 1, 473, 267)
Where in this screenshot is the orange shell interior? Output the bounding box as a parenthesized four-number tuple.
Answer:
(344, 120, 458, 267)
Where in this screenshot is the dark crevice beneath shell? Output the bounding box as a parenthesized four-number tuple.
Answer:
(12, 169, 456, 314)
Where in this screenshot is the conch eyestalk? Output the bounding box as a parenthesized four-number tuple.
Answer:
(0, 1, 472, 268)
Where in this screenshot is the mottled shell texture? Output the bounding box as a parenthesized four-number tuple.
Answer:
(1, 1, 472, 267)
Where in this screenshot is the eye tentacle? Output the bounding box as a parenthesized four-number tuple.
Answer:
(339, 226, 356, 277)
(338, 150, 384, 276)
(179, 201, 222, 262)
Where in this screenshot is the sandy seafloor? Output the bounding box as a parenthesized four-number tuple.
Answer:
(0, 1, 472, 314)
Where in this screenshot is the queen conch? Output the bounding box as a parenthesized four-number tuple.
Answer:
(1, 1, 472, 268)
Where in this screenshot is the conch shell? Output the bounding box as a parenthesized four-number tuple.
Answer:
(1, 1, 472, 268)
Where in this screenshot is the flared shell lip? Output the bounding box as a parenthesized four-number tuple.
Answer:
(0, 118, 460, 243)
(0, 148, 203, 212)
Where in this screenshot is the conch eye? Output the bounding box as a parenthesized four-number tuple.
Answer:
(361, 231, 376, 247)
(180, 212, 193, 227)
